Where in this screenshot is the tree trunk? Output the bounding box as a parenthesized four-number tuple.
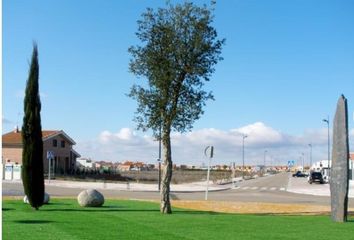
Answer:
(160, 128, 173, 214)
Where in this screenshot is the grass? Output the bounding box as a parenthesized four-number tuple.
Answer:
(2, 199, 354, 240)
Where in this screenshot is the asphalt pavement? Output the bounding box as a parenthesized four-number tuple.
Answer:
(3, 172, 354, 208)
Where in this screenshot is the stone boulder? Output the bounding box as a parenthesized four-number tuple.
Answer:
(23, 192, 50, 204)
(77, 189, 104, 207)
(43, 192, 50, 204)
(330, 95, 349, 222)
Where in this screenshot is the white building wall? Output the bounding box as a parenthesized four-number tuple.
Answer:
(76, 158, 94, 168)
(311, 160, 331, 172)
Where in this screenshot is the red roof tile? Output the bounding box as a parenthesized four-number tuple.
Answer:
(2, 130, 60, 144)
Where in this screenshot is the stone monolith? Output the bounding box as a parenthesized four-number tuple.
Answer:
(330, 95, 349, 222)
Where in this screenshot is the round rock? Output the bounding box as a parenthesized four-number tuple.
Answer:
(77, 189, 104, 207)
(23, 192, 50, 204)
(43, 192, 50, 204)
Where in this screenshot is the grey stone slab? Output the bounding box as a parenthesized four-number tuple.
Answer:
(330, 95, 349, 222)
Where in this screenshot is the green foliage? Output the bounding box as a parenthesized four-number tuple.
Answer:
(129, 1, 225, 214)
(21, 44, 44, 210)
(128, 1, 225, 136)
(3, 199, 354, 240)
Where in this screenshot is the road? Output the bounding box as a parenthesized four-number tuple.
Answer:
(3, 173, 354, 207)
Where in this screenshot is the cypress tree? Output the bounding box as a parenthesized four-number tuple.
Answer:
(21, 44, 44, 210)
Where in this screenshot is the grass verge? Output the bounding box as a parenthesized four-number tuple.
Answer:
(3, 199, 354, 240)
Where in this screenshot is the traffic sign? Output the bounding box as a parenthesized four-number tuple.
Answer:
(47, 151, 54, 160)
(288, 160, 295, 167)
(204, 146, 214, 159)
(47, 151, 55, 183)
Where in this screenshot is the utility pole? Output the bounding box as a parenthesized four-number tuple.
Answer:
(308, 144, 312, 169)
(323, 116, 330, 176)
(263, 150, 267, 173)
(242, 134, 248, 180)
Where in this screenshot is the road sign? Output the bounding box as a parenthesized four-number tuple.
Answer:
(47, 151, 54, 160)
(288, 160, 295, 167)
(46, 151, 54, 183)
(204, 146, 214, 201)
(204, 146, 214, 159)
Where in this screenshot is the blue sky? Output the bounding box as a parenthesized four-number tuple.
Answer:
(3, 0, 354, 165)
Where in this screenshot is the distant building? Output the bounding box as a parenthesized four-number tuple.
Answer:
(116, 161, 153, 172)
(95, 161, 113, 170)
(311, 155, 354, 181)
(76, 158, 94, 168)
(2, 129, 80, 174)
(311, 160, 331, 173)
(118, 161, 133, 172)
(179, 165, 188, 170)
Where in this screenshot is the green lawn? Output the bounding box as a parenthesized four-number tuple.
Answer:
(2, 199, 354, 240)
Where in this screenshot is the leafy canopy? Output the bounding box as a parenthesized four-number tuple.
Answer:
(129, 2, 224, 135)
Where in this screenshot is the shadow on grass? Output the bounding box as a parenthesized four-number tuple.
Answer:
(41, 207, 220, 215)
(174, 210, 221, 215)
(174, 210, 354, 217)
(42, 208, 160, 213)
(13, 220, 54, 224)
(251, 212, 331, 216)
(2, 208, 15, 211)
(45, 202, 71, 206)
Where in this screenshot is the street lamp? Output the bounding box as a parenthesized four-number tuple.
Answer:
(263, 150, 267, 173)
(308, 144, 312, 169)
(242, 134, 248, 180)
(322, 116, 330, 176)
(301, 152, 305, 172)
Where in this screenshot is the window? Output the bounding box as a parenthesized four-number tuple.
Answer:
(53, 139, 57, 147)
(61, 141, 65, 148)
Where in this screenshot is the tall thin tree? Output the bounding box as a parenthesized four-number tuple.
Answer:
(22, 44, 44, 210)
(129, 2, 224, 214)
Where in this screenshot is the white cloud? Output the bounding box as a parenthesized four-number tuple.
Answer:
(76, 122, 347, 166)
(2, 116, 13, 125)
(350, 128, 354, 138)
(231, 122, 286, 146)
(98, 128, 152, 146)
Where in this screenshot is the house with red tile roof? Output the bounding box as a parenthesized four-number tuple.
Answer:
(2, 129, 80, 175)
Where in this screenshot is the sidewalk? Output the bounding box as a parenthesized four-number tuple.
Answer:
(286, 177, 354, 198)
(3, 179, 231, 193)
(48, 180, 232, 192)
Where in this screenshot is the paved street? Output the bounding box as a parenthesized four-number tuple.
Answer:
(3, 172, 354, 208)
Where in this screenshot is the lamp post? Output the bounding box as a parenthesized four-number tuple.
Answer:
(263, 150, 267, 167)
(301, 152, 305, 172)
(308, 144, 312, 169)
(242, 134, 248, 180)
(263, 150, 267, 173)
(322, 116, 330, 176)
